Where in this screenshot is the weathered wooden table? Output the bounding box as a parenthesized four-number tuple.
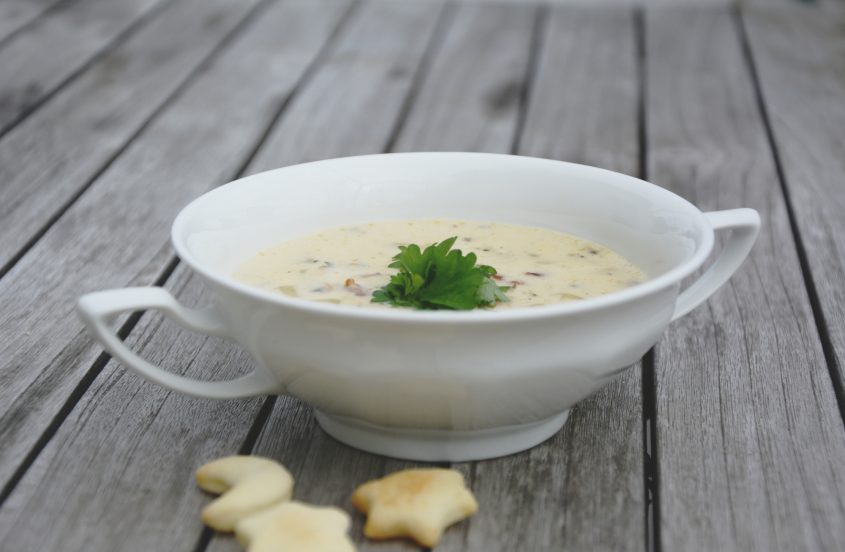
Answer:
(1, 0, 844, 550)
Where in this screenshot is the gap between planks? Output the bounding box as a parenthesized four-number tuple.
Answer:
(646, 5, 845, 550)
(190, 396, 278, 552)
(0, 0, 281, 282)
(0, 0, 174, 140)
(0, 0, 273, 279)
(0, 255, 180, 507)
(734, 3, 845, 427)
(634, 8, 662, 552)
(381, 2, 456, 153)
(0, 0, 66, 48)
(509, 5, 547, 156)
(0, 0, 360, 513)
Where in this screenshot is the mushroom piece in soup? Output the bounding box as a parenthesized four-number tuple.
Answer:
(233, 219, 647, 309)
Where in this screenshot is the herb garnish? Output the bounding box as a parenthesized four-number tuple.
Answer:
(371, 236, 509, 310)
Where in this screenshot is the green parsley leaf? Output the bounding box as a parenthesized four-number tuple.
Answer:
(372, 236, 509, 310)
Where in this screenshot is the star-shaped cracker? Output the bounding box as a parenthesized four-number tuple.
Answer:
(351, 468, 478, 547)
(235, 501, 356, 552)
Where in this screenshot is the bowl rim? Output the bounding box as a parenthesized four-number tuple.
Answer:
(171, 152, 714, 324)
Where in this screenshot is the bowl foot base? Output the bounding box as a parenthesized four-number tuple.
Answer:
(313, 410, 570, 462)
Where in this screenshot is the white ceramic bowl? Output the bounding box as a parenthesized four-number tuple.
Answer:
(78, 153, 759, 461)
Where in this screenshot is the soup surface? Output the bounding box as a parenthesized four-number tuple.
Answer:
(233, 219, 647, 309)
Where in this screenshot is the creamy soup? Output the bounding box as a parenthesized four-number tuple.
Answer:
(233, 219, 647, 309)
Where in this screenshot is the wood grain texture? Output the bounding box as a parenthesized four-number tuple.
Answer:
(0, 0, 350, 500)
(460, 7, 645, 551)
(646, 8, 845, 550)
(743, 0, 845, 403)
(518, 7, 639, 174)
(0, 0, 169, 135)
(0, 0, 62, 43)
(245, 0, 445, 174)
(390, 2, 536, 153)
(0, 0, 268, 272)
(745, 0, 842, 13)
(0, 265, 266, 551)
(2, 2, 843, 551)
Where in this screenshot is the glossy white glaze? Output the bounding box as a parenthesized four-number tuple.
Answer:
(78, 153, 760, 460)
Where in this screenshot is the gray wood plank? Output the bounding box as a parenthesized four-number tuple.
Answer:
(517, 9, 639, 173)
(0, 0, 62, 43)
(245, 0, 445, 174)
(461, 374, 645, 551)
(0, 0, 169, 135)
(391, 2, 535, 153)
(462, 7, 645, 552)
(0, 0, 351, 507)
(0, 0, 264, 273)
(744, 0, 845, 413)
(645, 8, 845, 551)
(0, 265, 266, 551)
(205, 2, 447, 550)
(745, 0, 841, 11)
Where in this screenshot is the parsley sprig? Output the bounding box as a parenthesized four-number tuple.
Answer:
(371, 236, 509, 310)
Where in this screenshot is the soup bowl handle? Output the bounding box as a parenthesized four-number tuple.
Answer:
(77, 287, 280, 398)
(671, 208, 761, 322)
